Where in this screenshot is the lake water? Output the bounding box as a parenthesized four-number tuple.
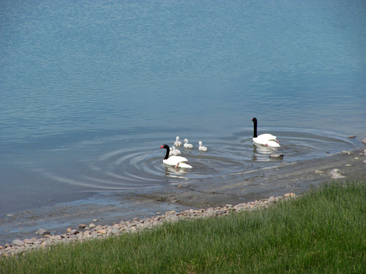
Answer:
(1, 0, 365, 221)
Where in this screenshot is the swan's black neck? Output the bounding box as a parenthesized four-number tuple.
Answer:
(162, 145, 170, 159)
(252, 118, 258, 138)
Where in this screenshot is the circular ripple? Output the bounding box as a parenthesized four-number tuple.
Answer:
(37, 129, 356, 191)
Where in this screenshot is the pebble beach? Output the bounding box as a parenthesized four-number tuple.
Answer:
(0, 193, 295, 258)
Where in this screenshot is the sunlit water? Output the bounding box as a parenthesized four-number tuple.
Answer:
(0, 0, 365, 222)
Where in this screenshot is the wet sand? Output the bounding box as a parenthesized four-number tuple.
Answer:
(1, 146, 365, 246)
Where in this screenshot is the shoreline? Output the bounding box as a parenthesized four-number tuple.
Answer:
(0, 193, 296, 258)
(1, 146, 365, 257)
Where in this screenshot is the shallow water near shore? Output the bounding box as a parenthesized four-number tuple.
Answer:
(0, 128, 361, 245)
(1, 0, 365, 245)
(1, 127, 359, 214)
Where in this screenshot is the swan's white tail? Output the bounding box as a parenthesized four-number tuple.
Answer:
(177, 162, 192, 168)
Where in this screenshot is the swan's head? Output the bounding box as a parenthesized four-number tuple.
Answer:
(199, 141, 202, 146)
(252, 117, 257, 122)
(176, 136, 180, 140)
(184, 139, 188, 143)
(161, 144, 169, 150)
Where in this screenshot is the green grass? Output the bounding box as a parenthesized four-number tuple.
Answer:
(1, 180, 366, 273)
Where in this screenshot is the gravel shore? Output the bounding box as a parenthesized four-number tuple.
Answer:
(0, 193, 296, 258)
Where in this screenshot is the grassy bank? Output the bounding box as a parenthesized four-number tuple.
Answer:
(1, 180, 366, 273)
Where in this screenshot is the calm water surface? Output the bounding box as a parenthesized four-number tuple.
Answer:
(1, 0, 365, 219)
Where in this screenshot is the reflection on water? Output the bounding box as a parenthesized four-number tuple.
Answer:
(164, 165, 189, 179)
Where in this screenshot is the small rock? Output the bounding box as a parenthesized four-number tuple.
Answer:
(36, 228, 51, 236)
(78, 224, 87, 229)
(284, 193, 296, 198)
(111, 229, 121, 235)
(363, 160, 366, 163)
(345, 164, 352, 167)
(315, 170, 324, 174)
(329, 169, 346, 179)
(362, 138, 366, 145)
(97, 229, 107, 234)
(348, 135, 355, 138)
(6, 214, 14, 217)
(89, 223, 96, 228)
(11, 239, 24, 247)
(69, 229, 79, 235)
(269, 154, 284, 159)
(93, 219, 98, 222)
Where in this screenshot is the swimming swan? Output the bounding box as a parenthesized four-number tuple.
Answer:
(161, 144, 192, 168)
(252, 117, 280, 147)
(169, 146, 181, 156)
(184, 139, 193, 148)
(174, 136, 182, 147)
(198, 141, 207, 151)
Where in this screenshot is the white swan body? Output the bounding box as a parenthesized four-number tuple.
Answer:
(253, 134, 280, 147)
(252, 117, 280, 148)
(161, 144, 192, 168)
(174, 136, 182, 147)
(164, 158, 192, 168)
(198, 141, 207, 151)
(184, 139, 193, 148)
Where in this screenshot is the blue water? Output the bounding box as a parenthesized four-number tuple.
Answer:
(1, 0, 366, 219)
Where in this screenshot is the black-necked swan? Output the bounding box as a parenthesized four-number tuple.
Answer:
(161, 144, 192, 168)
(252, 117, 280, 147)
(174, 136, 182, 147)
(169, 146, 181, 156)
(184, 139, 193, 148)
(198, 141, 207, 151)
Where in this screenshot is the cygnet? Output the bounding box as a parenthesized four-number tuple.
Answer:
(198, 141, 207, 152)
(174, 136, 182, 147)
(169, 146, 181, 156)
(184, 139, 193, 148)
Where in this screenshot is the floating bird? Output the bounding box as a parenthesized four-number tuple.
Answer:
(160, 144, 192, 168)
(198, 141, 207, 151)
(169, 146, 181, 156)
(252, 117, 280, 147)
(184, 139, 193, 148)
(174, 136, 182, 147)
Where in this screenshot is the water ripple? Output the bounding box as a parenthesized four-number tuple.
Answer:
(36, 129, 355, 192)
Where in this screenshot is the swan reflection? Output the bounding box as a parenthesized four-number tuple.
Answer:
(164, 165, 189, 178)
